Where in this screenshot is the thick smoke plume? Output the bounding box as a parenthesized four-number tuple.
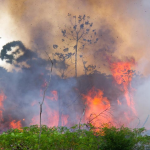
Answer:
(0, 0, 150, 131)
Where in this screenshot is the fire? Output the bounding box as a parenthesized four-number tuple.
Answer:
(46, 90, 58, 101)
(30, 115, 40, 126)
(110, 61, 135, 106)
(30, 90, 68, 127)
(83, 87, 112, 127)
(110, 60, 137, 124)
(0, 91, 23, 131)
(9, 120, 22, 129)
(117, 99, 121, 105)
(42, 80, 47, 88)
(111, 61, 134, 85)
(61, 114, 69, 126)
(0, 91, 6, 122)
(43, 100, 59, 127)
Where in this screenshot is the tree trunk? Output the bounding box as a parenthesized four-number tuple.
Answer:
(75, 34, 78, 77)
(58, 90, 62, 126)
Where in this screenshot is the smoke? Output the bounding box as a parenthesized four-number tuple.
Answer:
(0, 0, 150, 130)
(0, 0, 149, 74)
(0, 41, 80, 130)
(133, 76, 150, 129)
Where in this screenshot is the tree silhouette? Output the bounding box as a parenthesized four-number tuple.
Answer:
(52, 52, 75, 78)
(53, 14, 98, 77)
(80, 54, 96, 75)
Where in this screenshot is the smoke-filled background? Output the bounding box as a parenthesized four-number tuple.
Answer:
(0, 0, 150, 132)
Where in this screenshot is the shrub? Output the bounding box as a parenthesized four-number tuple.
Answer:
(0, 124, 149, 150)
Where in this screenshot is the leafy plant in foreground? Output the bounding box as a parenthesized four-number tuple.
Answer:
(0, 124, 150, 150)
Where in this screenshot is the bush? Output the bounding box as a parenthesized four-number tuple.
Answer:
(0, 124, 149, 150)
(98, 126, 150, 150)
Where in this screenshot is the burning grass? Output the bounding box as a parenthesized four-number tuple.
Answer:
(0, 124, 150, 150)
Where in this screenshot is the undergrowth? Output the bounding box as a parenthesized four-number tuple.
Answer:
(0, 124, 150, 150)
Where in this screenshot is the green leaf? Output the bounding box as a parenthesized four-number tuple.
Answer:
(11, 133, 15, 136)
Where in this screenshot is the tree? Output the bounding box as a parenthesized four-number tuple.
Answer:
(52, 52, 75, 78)
(53, 14, 99, 77)
(52, 14, 99, 126)
(80, 55, 96, 75)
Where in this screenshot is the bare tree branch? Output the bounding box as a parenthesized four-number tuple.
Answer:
(79, 104, 87, 129)
(142, 115, 149, 127)
(38, 51, 53, 150)
(87, 107, 110, 124)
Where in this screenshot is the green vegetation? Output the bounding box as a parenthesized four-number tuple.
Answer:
(0, 124, 150, 150)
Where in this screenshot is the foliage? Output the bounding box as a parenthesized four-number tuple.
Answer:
(98, 125, 150, 150)
(0, 124, 150, 150)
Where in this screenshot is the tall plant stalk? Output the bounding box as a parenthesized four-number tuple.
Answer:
(38, 51, 53, 150)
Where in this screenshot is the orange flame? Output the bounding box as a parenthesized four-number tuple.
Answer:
(110, 60, 137, 122)
(9, 120, 22, 129)
(111, 61, 134, 106)
(83, 87, 112, 127)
